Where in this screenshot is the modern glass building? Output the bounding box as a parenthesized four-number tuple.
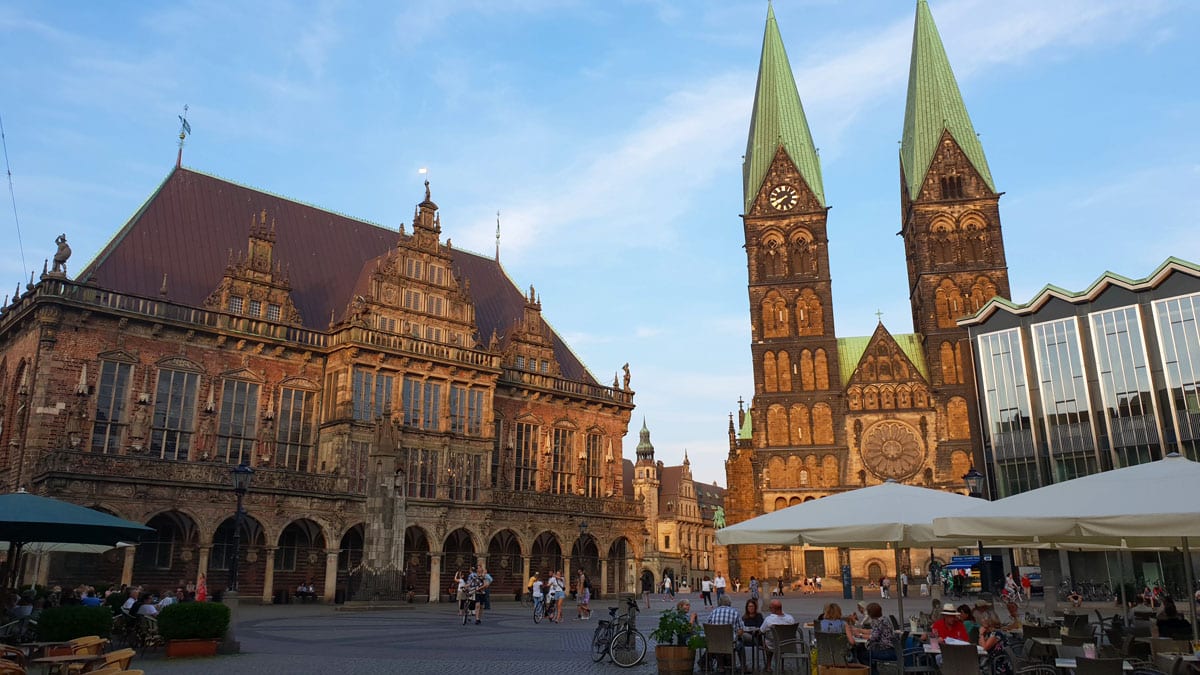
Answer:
(961, 258, 1200, 499)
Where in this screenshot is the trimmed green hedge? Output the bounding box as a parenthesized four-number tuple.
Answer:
(36, 606, 113, 641)
(158, 602, 231, 640)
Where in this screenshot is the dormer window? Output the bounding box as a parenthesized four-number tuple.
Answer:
(515, 355, 526, 370)
(247, 300, 262, 317)
(266, 304, 281, 321)
(228, 296, 244, 313)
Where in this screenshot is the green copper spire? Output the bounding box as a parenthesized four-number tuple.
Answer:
(744, 3, 825, 210)
(636, 418, 655, 461)
(900, 0, 995, 200)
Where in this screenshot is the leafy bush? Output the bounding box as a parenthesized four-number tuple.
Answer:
(649, 608, 696, 646)
(157, 602, 231, 641)
(36, 606, 113, 641)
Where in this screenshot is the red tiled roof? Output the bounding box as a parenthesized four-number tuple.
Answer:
(81, 167, 595, 383)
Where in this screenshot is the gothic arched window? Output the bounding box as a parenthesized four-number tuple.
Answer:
(789, 230, 817, 277)
(800, 349, 815, 391)
(761, 292, 789, 338)
(940, 341, 958, 385)
(767, 404, 789, 447)
(761, 235, 786, 278)
(935, 279, 965, 328)
(777, 350, 792, 392)
(948, 397, 970, 440)
(797, 289, 823, 336)
(763, 352, 778, 392)
(812, 403, 834, 445)
(790, 403, 810, 446)
(814, 349, 829, 390)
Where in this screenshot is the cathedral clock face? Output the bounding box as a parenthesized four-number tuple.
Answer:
(769, 184, 799, 211)
(860, 420, 926, 481)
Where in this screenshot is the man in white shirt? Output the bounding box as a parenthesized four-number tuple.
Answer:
(760, 598, 797, 666)
(121, 588, 140, 613)
(662, 575, 673, 602)
(714, 572, 727, 602)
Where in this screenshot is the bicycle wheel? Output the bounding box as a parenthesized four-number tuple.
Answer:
(591, 622, 612, 662)
(533, 600, 544, 624)
(609, 628, 646, 667)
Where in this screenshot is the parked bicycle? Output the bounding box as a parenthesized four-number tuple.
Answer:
(591, 597, 646, 667)
(533, 593, 547, 624)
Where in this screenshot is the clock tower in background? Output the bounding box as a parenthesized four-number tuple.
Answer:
(725, 1, 1007, 585)
(725, 4, 846, 582)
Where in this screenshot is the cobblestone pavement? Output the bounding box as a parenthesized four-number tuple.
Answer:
(134, 590, 1093, 674)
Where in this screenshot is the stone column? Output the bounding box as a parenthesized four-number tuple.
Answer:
(428, 553, 442, 604)
(197, 545, 211, 581)
(323, 549, 339, 603)
(261, 547, 277, 604)
(564, 558, 571, 585)
(600, 559, 609, 599)
(121, 546, 136, 586)
(522, 555, 531, 589)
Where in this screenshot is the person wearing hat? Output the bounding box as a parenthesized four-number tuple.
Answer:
(973, 598, 998, 629)
(930, 602, 969, 643)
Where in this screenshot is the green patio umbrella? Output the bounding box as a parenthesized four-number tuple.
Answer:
(0, 489, 152, 587)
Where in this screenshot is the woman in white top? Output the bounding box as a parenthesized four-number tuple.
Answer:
(547, 571, 564, 623)
(455, 570, 469, 620)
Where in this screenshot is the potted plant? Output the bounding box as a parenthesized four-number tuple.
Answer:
(157, 602, 231, 658)
(650, 608, 697, 675)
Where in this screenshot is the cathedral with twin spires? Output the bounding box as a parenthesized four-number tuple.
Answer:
(725, 1, 1012, 582)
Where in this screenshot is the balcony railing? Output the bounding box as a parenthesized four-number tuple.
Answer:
(327, 326, 500, 369)
(500, 368, 632, 405)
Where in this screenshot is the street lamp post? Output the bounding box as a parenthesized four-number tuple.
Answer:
(578, 519, 589, 577)
(228, 462, 254, 593)
(962, 466, 987, 594)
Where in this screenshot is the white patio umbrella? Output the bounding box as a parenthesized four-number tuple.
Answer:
(716, 480, 990, 628)
(933, 453, 1200, 641)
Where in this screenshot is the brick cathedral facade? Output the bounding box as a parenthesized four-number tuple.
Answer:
(725, 2, 1011, 582)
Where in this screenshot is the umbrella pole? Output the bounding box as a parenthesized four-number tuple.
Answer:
(1182, 537, 1197, 643)
(1116, 551, 1129, 624)
(895, 546, 906, 674)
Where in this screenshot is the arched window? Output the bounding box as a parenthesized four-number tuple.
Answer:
(881, 386, 895, 409)
(761, 292, 789, 338)
(940, 341, 958, 384)
(950, 451, 972, 483)
(893, 356, 910, 380)
(822, 455, 839, 486)
(763, 352, 778, 392)
(777, 351, 792, 392)
(800, 350, 815, 391)
(913, 386, 928, 408)
(897, 386, 912, 409)
(768, 456, 786, 487)
(799, 469, 809, 486)
(761, 235, 786, 278)
(814, 349, 829, 390)
(864, 386, 879, 410)
(797, 289, 823, 336)
(787, 455, 803, 485)
(767, 405, 789, 447)
(930, 219, 956, 265)
(812, 404, 833, 445)
(790, 230, 817, 277)
(788, 496, 801, 507)
(790, 404, 810, 446)
(970, 275, 998, 312)
(848, 387, 862, 411)
(948, 397, 970, 440)
(866, 562, 884, 583)
(935, 279, 965, 328)
(774, 497, 787, 511)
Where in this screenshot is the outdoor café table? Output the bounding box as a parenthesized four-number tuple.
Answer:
(1053, 657, 1133, 671)
(1031, 636, 1064, 647)
(923, 642, 987, 656)
(740, 626, 765, 672)
(30, 653, 105, 673)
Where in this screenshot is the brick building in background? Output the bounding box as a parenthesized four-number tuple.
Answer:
(0, 168, 646, 603)
(725, 2, 1010, 583)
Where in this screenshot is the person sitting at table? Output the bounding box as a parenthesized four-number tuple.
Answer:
(930, 602, 969, 643)
(979, 617, 1013, 675)
(1067, 589, 1084, 608)
(677, 599, 700, 628)
(761, 598, 797, 671)
(1155, 598, 1193, 640)
(957, 604, 979, 638)
(297, 580, 317, 602)
(818, 602, 847, 634)
(848, 602, 896, 670)
(742, 597, 765, 656)
(973, 598, 997, 627)
(135, 594, 159, 616)
(704, 595, 747, 671)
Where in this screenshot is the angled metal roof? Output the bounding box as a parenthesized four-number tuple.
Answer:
(959, 257, 1200, 326)
(79, 166, 599, 383)
(744, 3, 825, 210)
(737, 408, 753, 440)
(900, 0, 994, 201)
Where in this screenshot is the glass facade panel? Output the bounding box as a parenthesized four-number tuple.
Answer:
(404, 447, 440, 499)
(551, 427, 574, 495)
(1090, 306, 1161, 467)
(151, 369, 200, 461)
(276, 387, 315, 472)
(977, 329, 1041, 496)
(92, 360, 132, 454)
(217, 379, 259, 465)
(351, 370, 393, 422)
(1154, 293, 1200, 460)
(1031, 318, 1098, 481)
(514, 422, 539, 491)
(585, 433, 603, 498)
(447, 452, 482, 502)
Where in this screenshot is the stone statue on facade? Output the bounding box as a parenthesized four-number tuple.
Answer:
(127, 401, 150, 451)
(51, 234, 72, 276)
(499, 445, 514, 489)
(374, 411, 398, 455)
(194, 412, 214, 460)
(622, 362, 631, 391)
(64, 396, 89, 448)
(257, 415, 275, 464)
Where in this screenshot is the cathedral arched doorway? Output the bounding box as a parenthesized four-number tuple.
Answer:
(403, 526, 432, 600)
(607, 537, 632, 597)
(531, 531, 562, 576)
(274, 519, 328, 597)
(211, 513, 266, 597)
(132, 511, 199, 592)
(336, 524, 363, 597)
(487, 529, 522, 599)
(441, 528, 476, 595)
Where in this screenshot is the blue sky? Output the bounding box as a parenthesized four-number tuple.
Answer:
(2, 1, 1198, 486)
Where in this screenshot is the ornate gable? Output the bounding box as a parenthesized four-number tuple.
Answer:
(498, 285, 562, 377)
(844, 323, 930, 413)
(204, 210, 304, 325)
(747, 146, 823, 218)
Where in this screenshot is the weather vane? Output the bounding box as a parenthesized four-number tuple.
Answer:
(176, 104, 191, 168)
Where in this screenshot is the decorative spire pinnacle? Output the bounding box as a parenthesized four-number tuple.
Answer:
(744, 3, 825, 210)
(176, 104, 191, 169)
(900, 0, 995, 200)
(636, 418, 655, 462)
